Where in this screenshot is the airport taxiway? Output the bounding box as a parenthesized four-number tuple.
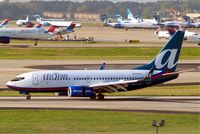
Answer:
(0, 96, 199, 114)
(0, 27, 199, 48)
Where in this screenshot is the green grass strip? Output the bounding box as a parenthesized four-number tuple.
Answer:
(0, 110, 199, 134)
(0, 47, 199, 60)
(1, 85, 199, 96)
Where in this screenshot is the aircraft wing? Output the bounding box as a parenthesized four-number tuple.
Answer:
(89, 67, 154, 93)
(89, 79, 143, 93)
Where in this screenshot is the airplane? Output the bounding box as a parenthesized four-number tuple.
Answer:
(0, 19, 9, 28)
(126, 8, 158, 25)
(191, 22, 200, 28)
(106, 9, 159, 29)
(35, 15, 82, 28)
(158, 20, 194, 28)
(0, 24, 56, 45)
(53, 22, 76, 38)
(155, 27, 200, 45)
(16, 16, 33, 27)
(121, 21, 159, 29)
(103, 17, 123, 28)
(6, 30, 185, 100)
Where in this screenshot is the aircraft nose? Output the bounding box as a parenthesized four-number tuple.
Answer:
(6, 81, 15, 89)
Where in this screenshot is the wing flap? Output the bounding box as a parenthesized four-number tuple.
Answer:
(89, 79, 140, 93)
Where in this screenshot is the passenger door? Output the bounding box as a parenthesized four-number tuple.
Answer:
(32, 73, 39, 85)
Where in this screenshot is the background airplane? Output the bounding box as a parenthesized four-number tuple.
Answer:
(35, 15, 82, 28)
(6, 31, 185, 100)
(0, 24, 56, 45)
(0, 22, 76, 45)
(155, 27, 200, 45)
(104, 8, 159, 29)
(0, 19, 9, 28)
(16, 16, 33, 27)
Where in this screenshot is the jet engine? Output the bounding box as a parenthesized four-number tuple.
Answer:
(114, 23, 122, 28)
(0, 36, 10, 44)
(68, 86, 94, 97)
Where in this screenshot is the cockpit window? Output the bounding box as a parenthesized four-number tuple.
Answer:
(11, 77, 25, 82)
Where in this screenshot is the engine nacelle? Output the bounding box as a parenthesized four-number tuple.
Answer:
(114, 24, 122, 28)
(54, 92, 68, 96)
(68, 86, 94, 97)
(0, 36, 10, 44)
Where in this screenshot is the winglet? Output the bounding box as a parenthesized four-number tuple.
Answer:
(99, 63, 106, 70)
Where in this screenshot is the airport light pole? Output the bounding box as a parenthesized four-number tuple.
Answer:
(152, 120, 165, 134)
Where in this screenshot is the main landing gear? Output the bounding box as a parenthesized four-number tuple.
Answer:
(19, 91, 31, 100)
(34, 40, 38, 46)
(26, 93, 31, 100)
(90, 93, 104, 100)
(26, 95, 31, 100)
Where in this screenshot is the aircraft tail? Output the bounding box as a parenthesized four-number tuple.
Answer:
(134, 30, 185, 72)
(167, 27, 177, 36)
(47, 26, 56, 33)
(126, 8, 133, 19)
(66, 22, 76, 32)
(35, 23, 42, 28)
(117, 16, 122, 22)
(0, 19, 9, 28)
(126, 8, 137, 22)
(25, 16, 29, 21)
(99, 63, 106, 70)
(36, 17, 42, 22)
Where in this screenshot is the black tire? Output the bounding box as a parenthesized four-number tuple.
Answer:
(90, 94, 96, 100)
(97, 94, 104, 100)
(26, 95, 31, 100)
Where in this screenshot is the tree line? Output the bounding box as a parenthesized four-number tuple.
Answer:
(0, 0, 199, 20)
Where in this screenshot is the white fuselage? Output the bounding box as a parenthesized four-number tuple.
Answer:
(156, 30, 198, 40)
(0, 28, 54, 39)
(142, 19, 158, 25)
(39, 21, 81, 28)
(7, 70, 158, 90)
(121, 21, 158, 29)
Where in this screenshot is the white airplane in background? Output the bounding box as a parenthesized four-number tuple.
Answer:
(54, 22, 76, 35)
(110, 9, 159, 29)
(0, 24, 56, 45)
(0, 19, 9, 28)
(16, 16, 33, 27)
(35, 15, 82, 28)
(6, 31, 185, 100)
(121, 21, 159, 29)
(0, 22, 76, 45)
(126, 8, 158, 25)
(155, 27, 200, 45)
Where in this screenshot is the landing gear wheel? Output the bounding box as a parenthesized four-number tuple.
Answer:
(34, 40, 38, 46)
(97, 94, 104, 100)
(90, 94, 96, 100)
(26, 95, 31, 100)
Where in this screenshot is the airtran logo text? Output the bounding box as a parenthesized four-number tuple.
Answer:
(155, 49, 178, 69)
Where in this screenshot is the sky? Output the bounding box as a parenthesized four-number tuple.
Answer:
(8, 0, 167, 3)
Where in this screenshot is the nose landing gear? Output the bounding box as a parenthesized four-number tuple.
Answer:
(26, 94, 31, 100)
